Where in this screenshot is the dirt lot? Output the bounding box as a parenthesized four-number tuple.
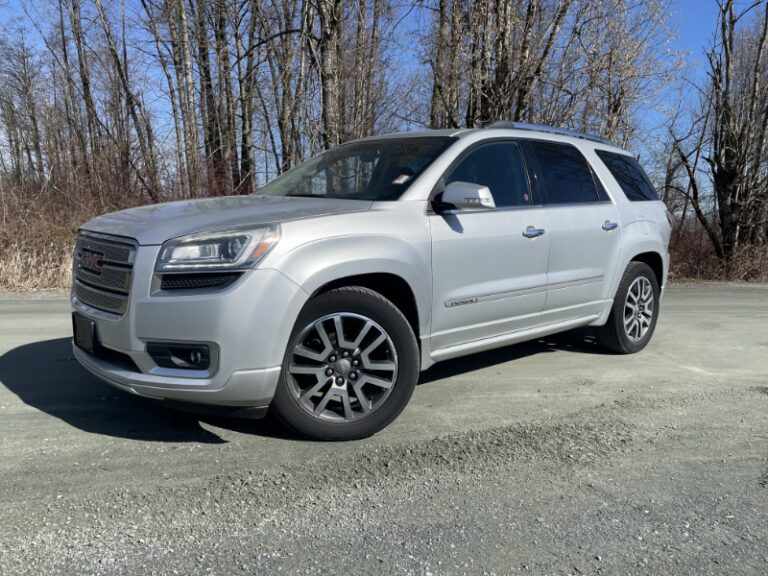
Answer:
(0, 283, 767, 575)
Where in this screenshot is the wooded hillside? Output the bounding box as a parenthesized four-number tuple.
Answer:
(0, 0, 766, 290)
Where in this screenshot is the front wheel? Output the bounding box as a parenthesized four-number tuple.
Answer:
(272, 287, 419, 440)
(594, 262, 660, 354)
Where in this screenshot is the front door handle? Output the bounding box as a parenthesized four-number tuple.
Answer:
(602, 220, 619, 231)
(522, 226, 546, 238)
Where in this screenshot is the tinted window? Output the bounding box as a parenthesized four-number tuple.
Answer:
(596, 150, 658, 201)
(529, 141, 599, 204)
(444, 142, 530, 207)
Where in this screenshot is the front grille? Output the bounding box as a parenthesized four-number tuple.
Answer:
(73, 232, 136, 316)
(76, 235, 133, 263)
(74, 281, 129, 315)
(77, 266, 132, 292)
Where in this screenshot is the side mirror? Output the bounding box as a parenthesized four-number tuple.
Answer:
(440, 181, 496, 211)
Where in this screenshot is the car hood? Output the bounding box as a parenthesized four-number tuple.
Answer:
(80, 195, 372, 245)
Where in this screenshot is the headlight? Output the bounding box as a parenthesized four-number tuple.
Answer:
(155, 225, 280, 272)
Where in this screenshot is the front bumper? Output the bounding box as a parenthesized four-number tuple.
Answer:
(73, 343, 281, 406)
(72, 248, 309, 407)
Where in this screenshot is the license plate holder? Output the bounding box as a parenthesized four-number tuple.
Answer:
(72, 313, 97, 355)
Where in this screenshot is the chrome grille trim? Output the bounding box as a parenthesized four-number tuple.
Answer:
(76, 265, 133, 292)
(76, 235, 135, 265)
(74, 232, 137, 316)
(74, 280, 129, 315)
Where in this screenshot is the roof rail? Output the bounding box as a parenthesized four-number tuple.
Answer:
(484, 121, 615, 146)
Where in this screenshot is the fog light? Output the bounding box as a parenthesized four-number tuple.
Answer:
(147, 342, 211, 370)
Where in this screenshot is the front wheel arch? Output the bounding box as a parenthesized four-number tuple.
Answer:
(311, 273, 420, 344)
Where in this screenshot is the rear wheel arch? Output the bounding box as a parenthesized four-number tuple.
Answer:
(595, 260, 661, 354)
(630, 251, 664, 288)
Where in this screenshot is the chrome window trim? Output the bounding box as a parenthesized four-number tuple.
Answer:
(433, 203, 547, 216)
(434, 200, 614, 216)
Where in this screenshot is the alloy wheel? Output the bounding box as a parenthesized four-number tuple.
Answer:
(286, 313, 399, 422)
(623, 276, 654, 342)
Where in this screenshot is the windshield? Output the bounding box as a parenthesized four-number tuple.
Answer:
(255, 137, 453, 201)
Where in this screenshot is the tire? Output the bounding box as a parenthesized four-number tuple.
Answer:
(272, 286, 419, 441)
(594, 262, 660, 354)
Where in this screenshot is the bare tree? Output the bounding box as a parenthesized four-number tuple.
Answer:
(668, 0, 768, 276)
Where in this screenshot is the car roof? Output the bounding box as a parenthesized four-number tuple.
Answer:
(351, 124, 630, 156)
(351, 129, 471, 141)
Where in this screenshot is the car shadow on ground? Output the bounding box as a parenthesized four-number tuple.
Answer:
(0, 329, 608, 443)
(0, 337, 299, 444)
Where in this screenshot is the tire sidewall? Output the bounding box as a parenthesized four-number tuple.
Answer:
(614, 263, 661, 353)
(272, 288, 419, 441)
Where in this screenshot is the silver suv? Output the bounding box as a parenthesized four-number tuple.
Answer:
(71, 122, 671, 440)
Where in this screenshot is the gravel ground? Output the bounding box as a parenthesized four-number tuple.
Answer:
(0, 283, 767, 575)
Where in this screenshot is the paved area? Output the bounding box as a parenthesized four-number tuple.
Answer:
(0, 283, 767, 575)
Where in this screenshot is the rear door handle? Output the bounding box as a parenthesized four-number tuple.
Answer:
(522, 226, 546, 238)
(602, 220, 619, 231)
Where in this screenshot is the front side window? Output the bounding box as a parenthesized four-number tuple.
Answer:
(596, 150, 658, 201)
(529, 141, 600, 205)
(257, 137, 453, 201)
(444, 141, 531, 208)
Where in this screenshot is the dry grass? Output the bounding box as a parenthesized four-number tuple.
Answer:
(0, 180, 143, 292)
(0, 242, 73, 292)
(0, 204, 78, 292)
(1, 184, 766, 292)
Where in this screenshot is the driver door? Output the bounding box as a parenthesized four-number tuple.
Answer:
(429, 141, 550, 352)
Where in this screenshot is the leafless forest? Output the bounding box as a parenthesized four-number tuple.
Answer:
(0, 0, 766, 290)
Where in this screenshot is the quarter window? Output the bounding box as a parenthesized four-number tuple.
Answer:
(596, 150, 658, 201)
(444, 141, 531, 208)
(529, 141, 600, 205)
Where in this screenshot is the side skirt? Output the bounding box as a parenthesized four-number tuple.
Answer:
(428, 314, 600, 364)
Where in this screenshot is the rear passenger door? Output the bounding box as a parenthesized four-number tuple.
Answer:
(525, 140, 622, 316)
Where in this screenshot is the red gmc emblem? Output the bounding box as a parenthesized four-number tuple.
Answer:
(80, 250, 104, 274)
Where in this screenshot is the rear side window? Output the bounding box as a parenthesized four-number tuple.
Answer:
(445, 141, 531, 208)
(529, 141, 599, 205)
(596, 150, 658, 201)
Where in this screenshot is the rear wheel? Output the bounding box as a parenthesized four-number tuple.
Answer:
(594, 261, 660, 354)
(272, 287, 419, 440)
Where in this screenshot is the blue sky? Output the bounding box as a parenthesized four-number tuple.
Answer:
(669, 0, 721, 67)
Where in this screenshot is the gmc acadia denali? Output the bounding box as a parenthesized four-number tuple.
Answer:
(71, 122, 671, 440)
